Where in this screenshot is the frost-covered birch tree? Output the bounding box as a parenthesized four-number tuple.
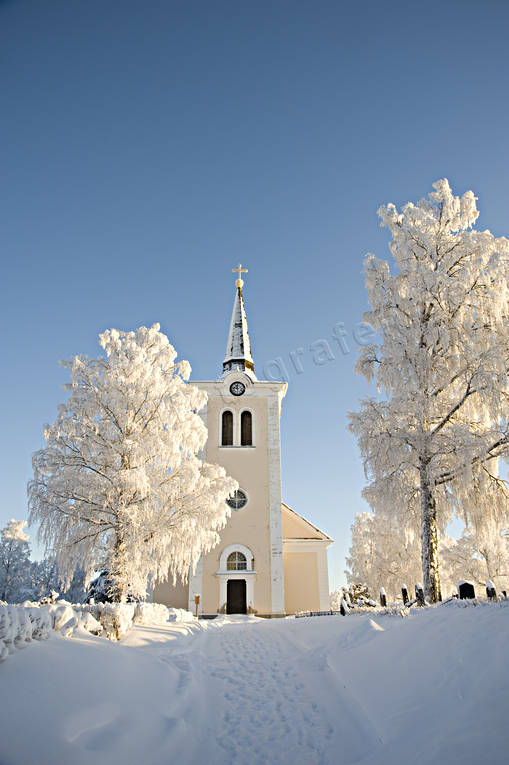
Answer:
(345, 511, 422, 600)
(349, 180, 509, 602)
(441, 521, 509, 593)
(28, 324, 237, 601)
(0, 520, 31, 603)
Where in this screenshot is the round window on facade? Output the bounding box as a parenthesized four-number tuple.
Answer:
(226, 489, 248, 510)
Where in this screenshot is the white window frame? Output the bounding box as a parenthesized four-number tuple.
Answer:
(219, 407, 235, 447)
(225, 487, 249, 512)
(219, 407, 255, 448)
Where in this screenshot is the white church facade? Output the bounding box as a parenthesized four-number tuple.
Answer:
(153, 266, 332, 616)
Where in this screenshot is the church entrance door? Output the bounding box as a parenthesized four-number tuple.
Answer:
(227, 579, 247, 614)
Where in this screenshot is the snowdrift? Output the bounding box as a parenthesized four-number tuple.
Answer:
(0, 601, 194, 659)
(1, 602, 508, 765)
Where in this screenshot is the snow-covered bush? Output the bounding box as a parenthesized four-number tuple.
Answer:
(168, 607, 195, 623)
(81, 603, 136, 641)
(331, 583, 377, 609)
(0, 599, 193, 659)
(0, 604, 52, 661)
(133, 603, 195, 625)
(81, 601, 195, 638)
(134, 602, 170, 625)
(49, 602, 76, 631)
(0, 601, 108, 662)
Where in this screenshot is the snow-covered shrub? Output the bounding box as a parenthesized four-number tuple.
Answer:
(27, 606, 52, 641)
(83, 603, 136, 640)
(0, 604, 53, 661)
(77, 611, 102, 635)
(0, 601, 107, 662)
(334, 583, 377, 609)
(0, 600, 193, 657)
(49, 603, 76, 631)
(59, 616, 79, 638)
(0, 605, 18, 656)
(168, 607, 195, 623)
(343, 603, 410, 618)
(134, 602, 169, 625)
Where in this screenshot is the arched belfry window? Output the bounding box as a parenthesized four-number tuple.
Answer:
(222, 410, 233, 446)
(241, 410, 253, 446)
(227, 551, 247, 571)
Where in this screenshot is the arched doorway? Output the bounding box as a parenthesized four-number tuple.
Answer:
(218, 544, 255, 614)
(227, 578, 247, 614)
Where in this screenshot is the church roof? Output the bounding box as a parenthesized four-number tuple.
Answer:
(281, 502, 333, 542)
(222, 269, 256, 378)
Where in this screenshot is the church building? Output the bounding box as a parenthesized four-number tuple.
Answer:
(153, 266, 332, 616)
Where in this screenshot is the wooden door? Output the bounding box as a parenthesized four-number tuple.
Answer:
(227, 579, 247, 614)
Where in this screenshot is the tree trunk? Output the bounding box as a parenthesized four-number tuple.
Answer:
(110, 534, 128, 603)
(420, 461, 442, 603)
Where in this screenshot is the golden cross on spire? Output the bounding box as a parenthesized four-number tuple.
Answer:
(233, 263, 248, 288)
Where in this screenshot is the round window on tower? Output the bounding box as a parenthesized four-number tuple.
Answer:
(226, 489, 248, 510)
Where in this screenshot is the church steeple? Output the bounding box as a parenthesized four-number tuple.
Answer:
(222, 264, 256, 378)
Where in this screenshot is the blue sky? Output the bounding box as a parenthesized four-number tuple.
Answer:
(1, 0, 509, 589)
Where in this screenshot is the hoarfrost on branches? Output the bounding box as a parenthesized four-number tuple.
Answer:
(28, 324, 237, 601)
(441, 521, 509, 593)
(0, 520, 32, 603)
(349, 180, 509, 602)
(3, 519, 29, 542)
(345, 512, 423, 599)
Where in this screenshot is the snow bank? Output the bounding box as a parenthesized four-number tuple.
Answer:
(82, 602, 194, 637)
(0, 600, 193, 656)
(80, 603, 136, 640)
(0, 603, 57, 661)
(167, 607, 195, 622)
(2, 603, 509, 765)
(133, 602, 172, 625)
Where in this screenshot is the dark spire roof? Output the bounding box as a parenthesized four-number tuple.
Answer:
(222, 277, 255, 378)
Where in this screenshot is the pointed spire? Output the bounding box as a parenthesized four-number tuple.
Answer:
(222, 265, 256, 378)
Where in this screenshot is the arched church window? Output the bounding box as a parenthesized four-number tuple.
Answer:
(227, 551, 247, 571)
(221, 410, 233, 446)
(240, 410, 253, 446)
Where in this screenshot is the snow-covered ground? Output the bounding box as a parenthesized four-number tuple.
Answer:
(1, 602, 508, 765)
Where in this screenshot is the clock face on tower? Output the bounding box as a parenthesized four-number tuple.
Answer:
(229, 381, 246, 396)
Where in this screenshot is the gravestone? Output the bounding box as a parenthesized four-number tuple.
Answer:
(379, 588, 387, 607)
(486, 581, 497, 601)
(401, 585, 409, 605)
(415, 583, 425, 605)
(458, 581, 475, 599)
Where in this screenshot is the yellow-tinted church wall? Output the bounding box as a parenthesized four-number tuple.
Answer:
(283, 552, 320, 614)
(282, 509, 322, 539)
(199, 392, 274, 615)
(152, 576, 189, 609)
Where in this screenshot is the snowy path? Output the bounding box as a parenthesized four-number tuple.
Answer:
(191, 619, 379, 764)
(1, 605, 509, 765)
